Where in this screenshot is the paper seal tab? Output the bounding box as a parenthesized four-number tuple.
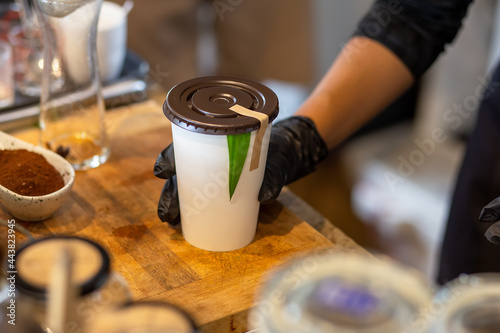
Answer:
(230, 104, 269, 171)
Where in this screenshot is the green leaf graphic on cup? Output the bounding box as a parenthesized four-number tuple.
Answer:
(227, 133, 251, 200)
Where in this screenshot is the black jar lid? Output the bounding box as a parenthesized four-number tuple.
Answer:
(15, 235, 110, 300)
(164, 76, 279, 135)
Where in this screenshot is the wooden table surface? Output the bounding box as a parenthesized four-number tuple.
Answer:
(0, 100, 365, 332)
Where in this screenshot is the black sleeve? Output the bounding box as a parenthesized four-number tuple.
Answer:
(354, 0, 474, 78)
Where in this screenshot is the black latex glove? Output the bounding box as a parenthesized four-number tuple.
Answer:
(154, 116, 329, 225)
(258, 116, 329, 203)
(153, 144, 180, 225)
(479, 197, 500, 245)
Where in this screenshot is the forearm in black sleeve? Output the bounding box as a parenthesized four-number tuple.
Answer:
(354, 0, 474, 79)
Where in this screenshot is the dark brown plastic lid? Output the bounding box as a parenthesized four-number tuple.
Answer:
(164, 76, 279, 135)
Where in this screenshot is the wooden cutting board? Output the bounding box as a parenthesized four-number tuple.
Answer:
(0, 101, 355, 332)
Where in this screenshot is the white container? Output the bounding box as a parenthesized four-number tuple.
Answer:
(56, 0, 128, 84)
(172, 123, 271, 251)
(97, 1, 128, 83)
(164, 76, 279, 251)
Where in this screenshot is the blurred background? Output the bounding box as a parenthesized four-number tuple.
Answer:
(2, 0, 500, 281)
(118, 0, 499, 281)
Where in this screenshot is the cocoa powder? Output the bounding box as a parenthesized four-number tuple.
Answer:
(0, 149, 65, 196)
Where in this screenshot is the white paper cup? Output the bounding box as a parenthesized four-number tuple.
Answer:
(97, 1, 127, 83)
(172, 124, 272, 251)
(164, 76, 279, 251)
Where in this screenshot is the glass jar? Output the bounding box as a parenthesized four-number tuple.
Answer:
(15, 236, 130, 333)
(85, 301, 198, 333)
(0, 40, 14, 107)
(35, 0, 110, 170)
(8, 26, 46, 97)
(250, 253, 432, 333)
(428, 273, 500, 333)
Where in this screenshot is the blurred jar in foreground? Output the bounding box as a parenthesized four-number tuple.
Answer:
(85, 301, 198, 333)
(0, 232, 5, 307)
(36, 0, 109, 170)
(14, 236, 130, 333)
(0, 315, 44, 333)
(0, 219, 33, 307)
(428, 273, 500, 333)
(250, 253, 432, 333)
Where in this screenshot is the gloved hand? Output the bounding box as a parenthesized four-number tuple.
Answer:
(154, 116, 329, 225)
(479, 196, 500, 223)
(153, 144, 180, 225)
(479, 197, 500, 245)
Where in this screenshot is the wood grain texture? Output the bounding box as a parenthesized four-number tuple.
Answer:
(0, 101, 361, 332)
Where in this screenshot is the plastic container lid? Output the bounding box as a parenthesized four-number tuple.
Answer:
(15, 236, 110, 300)
(429, 273, 500, 333)
(164, 76, 279, 135)
(250, 253, 432, 333)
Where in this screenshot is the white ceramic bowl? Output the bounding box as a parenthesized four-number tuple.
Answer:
(0, 131, 75, 221)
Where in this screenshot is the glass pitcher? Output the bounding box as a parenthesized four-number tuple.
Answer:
(35, 0, 109, 170)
